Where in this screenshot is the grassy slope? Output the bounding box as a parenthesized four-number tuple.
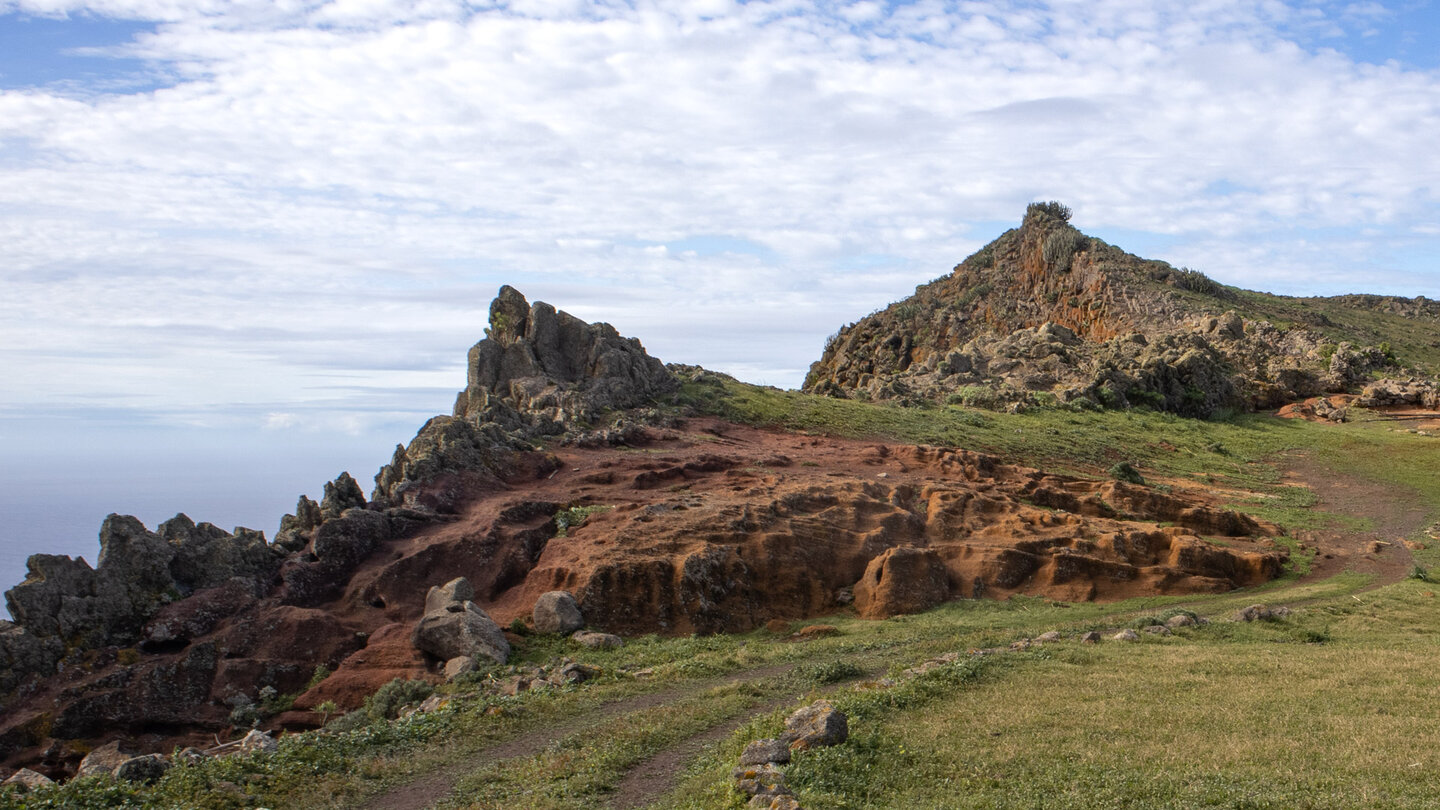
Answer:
(11, 383, 1440, 809)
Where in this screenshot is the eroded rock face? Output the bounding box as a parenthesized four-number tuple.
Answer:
(452, 285, 679, 430)
(853, 547, 950, 620)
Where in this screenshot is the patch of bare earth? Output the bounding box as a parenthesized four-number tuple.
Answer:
(1283, 453, 1427, 587)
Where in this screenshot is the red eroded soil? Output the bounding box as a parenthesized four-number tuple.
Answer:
(295, 417, 1283, 711)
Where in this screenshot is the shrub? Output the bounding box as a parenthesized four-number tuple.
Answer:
(1108, 462, 1145, 485)
(365, 678, 434, 721)
(555, 504, 612, 537)
(1410, 565, 1432, 583)
(228, 696, 261, 729)
(1026, 200, 1073, 222)
(1042, 228, 1088, 273)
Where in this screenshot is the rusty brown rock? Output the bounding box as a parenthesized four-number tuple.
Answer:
(853, 546, 951, 620)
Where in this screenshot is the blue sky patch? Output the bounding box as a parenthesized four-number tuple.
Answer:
(0, 13, 163, 92)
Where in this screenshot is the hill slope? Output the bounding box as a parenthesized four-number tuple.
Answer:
(804, 202, 1440, 417)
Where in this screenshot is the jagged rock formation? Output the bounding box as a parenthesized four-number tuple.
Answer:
(1, 515, 280, 697)
(803, 202, 1418, 415)
(452, 284, 678, 431)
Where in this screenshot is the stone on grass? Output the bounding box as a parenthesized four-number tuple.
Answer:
(444, 656, 477, 681)
(1165, 614, 1197, 628)
(732, 763, 789, 799)
(571, 631, 623, 649)
(782, 699, 848, 751)
(740, 738, 791, 766)
(1035, 630, 1063, 643)
(1111, 629, 1139, 642)
(532, 591, 584, 635)
(1234, 604, 1290, 622)
(1080, 631, 1101, 644)
(114, 754, 169, 784)
(1143, 624, 1171, 636)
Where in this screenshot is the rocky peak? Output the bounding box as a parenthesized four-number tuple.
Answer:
(453, 286, 678, 430)
(803, 203, 1403, 416)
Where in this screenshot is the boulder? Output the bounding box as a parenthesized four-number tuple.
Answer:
(2, 767, 54, 791)
(425, 578, 477, 614)
(77, 740, 134, 778)
(1035, 630, 1063, 643)
(533, 591, 584, 635)
(782, 699, 848, 751)
(413, 601, 510, 665)
(1111, 629, 1139, 641)
(1080, 631, 1101, 643)
(443, 656, 477, 681)
(570, 631, 623, 649)
(1234, 604, 1289, 622)
(740, 738, 791, 766)
(1165, 614, 1197, 628)
(853, 546, 950, 619)
(114, 754, 169, 784)
(732, 763, 789, 800)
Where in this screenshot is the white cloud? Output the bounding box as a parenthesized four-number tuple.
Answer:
(0, 0, 1437, 433)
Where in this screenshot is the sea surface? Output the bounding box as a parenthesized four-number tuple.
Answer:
(0, 420, 407, 621)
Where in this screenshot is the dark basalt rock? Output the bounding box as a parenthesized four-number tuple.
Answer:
(452, 285, 678, 430)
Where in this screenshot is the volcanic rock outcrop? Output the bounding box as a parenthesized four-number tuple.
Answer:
(803, 202, 1427, 415)
(452, 284, 678, 431)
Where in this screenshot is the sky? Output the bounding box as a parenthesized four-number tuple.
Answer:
(1, 0, 1439, 603)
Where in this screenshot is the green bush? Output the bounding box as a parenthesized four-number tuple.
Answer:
(365, 678, 434, 721)
(1108, 462, 1145, 485)
(555, 505, 612, 537)
(1043, 228, 1088, 273)
(1027, 200, 1073, 222)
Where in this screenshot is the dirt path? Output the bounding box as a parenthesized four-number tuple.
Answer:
(606, 666, 880, 810)
(604, 692, 791, 810)
(360, 662, 796, 810)
(1283, 452, 1429, 588)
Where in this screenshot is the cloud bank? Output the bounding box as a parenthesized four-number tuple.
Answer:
(2, 0, 1438, 433)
